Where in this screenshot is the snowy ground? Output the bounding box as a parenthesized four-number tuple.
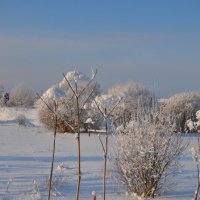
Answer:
(0, 107, 199, 200)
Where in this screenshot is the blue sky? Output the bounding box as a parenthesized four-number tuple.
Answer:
(0, 1, 200, 97)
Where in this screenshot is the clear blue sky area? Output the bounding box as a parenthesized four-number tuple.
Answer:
(0, 1, 200, 97)
(1, 0, 200, 33)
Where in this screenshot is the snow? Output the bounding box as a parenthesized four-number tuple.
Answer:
(196, 110, 200, 120)
(85, 118, 94, 124)
(92, 94, 121, 110)
(59, 70, 89, 88)
(186, 110, 200, 133)
(186, 119, 196, 132)
(0, 107, 199, 199)
(0, 107, 41, 126)
(42, 86, 65, 101)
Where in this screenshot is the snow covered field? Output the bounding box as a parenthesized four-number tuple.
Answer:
(0, 107, 199, 200)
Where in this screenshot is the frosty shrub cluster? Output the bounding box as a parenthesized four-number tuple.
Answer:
(160, 92, 200, 133)
(112, 107, 185, 198)
(37, 71, 155, 133)
(0, 83, 35, 107)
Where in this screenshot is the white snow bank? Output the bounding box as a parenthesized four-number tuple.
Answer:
(0, 107, 41, 126)
(42, 86, 65, 101)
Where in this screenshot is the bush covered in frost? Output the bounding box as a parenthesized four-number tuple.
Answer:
(112, 107, 185, 198)
(161, 92, 200, 133)
(92, 82, 156, 129)
(9, 85, 35, 107)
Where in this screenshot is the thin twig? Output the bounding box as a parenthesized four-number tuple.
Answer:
(80, 83, 97, 110)
(107, 97, 123, 116)
(36, 93, 54, 114)
(62, 73, 78, 97)
(78, 69, 97, 98)
(93, 98, 106, 118)
(98, 134, 106, 154)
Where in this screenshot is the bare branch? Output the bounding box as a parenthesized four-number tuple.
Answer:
(93, 98, 106, 119)
(80, 82, 97, 110)
(62, 73, 78, 97)
(98, 134, 106, 154)
(78, 69, 97, 98)
(36, 93, 55, 114)
(108, 97, 123, 117)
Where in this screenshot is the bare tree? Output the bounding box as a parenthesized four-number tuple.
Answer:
(94, 97, 122, 200)
(62, 69, 97, 200)
(112, 107, 185, 198)
(37, 86, 65, 200)
(36, 70, 98, 199)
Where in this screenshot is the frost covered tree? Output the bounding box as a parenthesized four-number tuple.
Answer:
(94, 82, 156, 128)
(9, 85, 35, 107)
(112, 107, 185, 198)
(37, 70, 101, 133)
(161, 92, 200, 132)
(38, 92, 76, 133)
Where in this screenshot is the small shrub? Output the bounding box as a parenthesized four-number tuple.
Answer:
(10, 85, 35, 107)
(16, 114, 27, 126)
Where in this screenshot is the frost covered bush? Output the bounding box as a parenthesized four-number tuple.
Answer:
(93, 82, 156, 128)
(186, 110, 200, 133)
(113, 108, 185, 198)
(38, 98, 92, 133)
(161, 92, 200, 133)
(9, 85, 35, 107)
(37, 70, 100, 133)
(37, 86, 75, 133)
